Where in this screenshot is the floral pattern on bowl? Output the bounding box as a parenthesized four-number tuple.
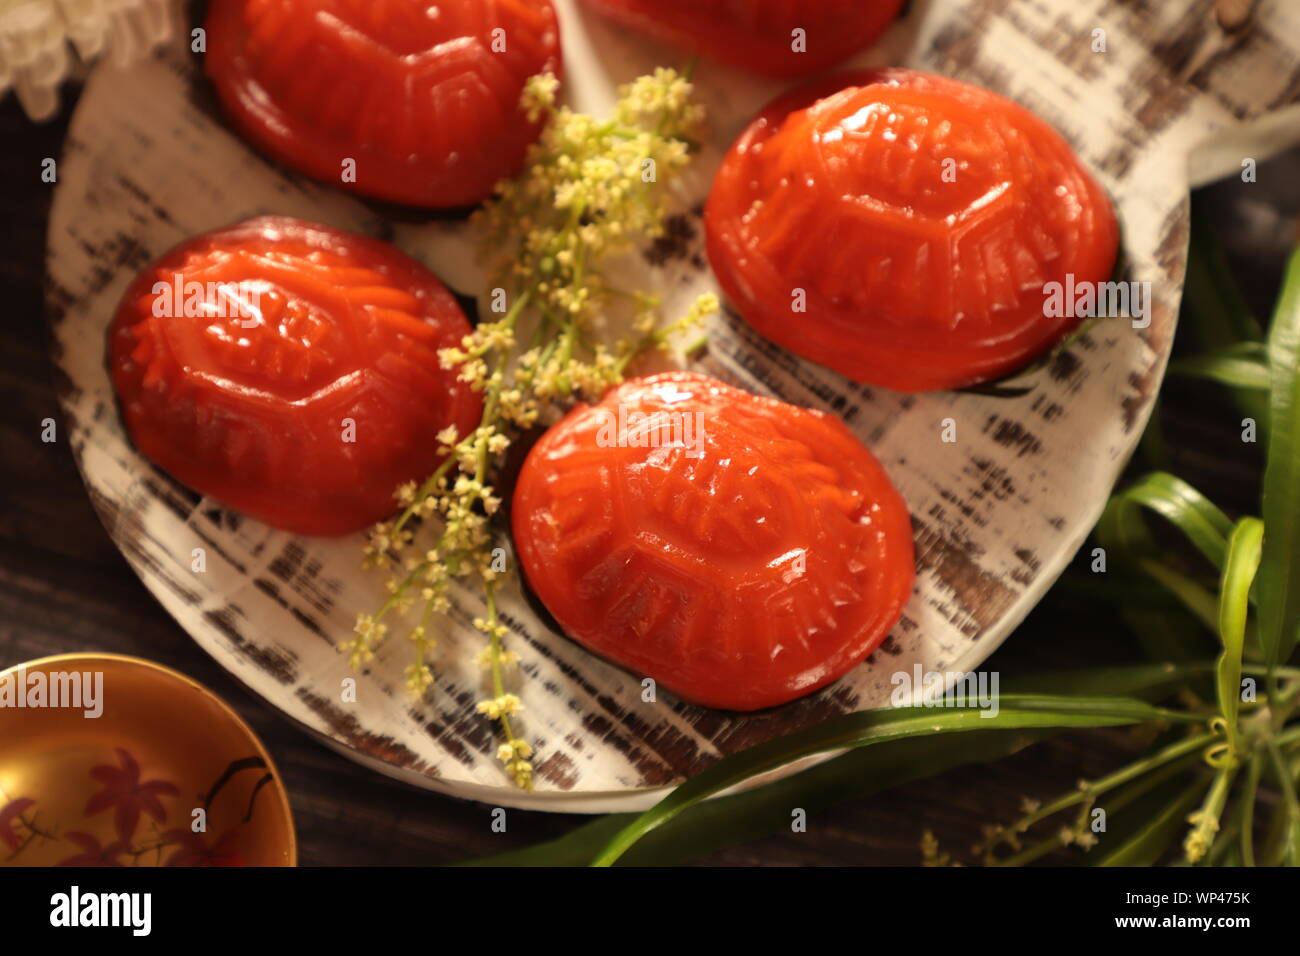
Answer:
(0, 654, 295, 866)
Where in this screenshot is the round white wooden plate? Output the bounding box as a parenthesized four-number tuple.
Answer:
(46, 0, 1300, 811)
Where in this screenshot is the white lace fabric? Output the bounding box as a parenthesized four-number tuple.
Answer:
(0, 0, 175, 121)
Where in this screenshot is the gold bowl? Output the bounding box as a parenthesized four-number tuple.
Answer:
(0, 653, 295, 866)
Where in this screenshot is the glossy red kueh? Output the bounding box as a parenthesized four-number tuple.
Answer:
(580, 0, 905, 77)
(205, 0, 563, 208)
(109, 216, 482, 536)
(705, 69, 1121, 392)
(512, 371, 915, 710)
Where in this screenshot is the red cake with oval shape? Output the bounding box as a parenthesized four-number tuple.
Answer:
(109, 216, 482, 536)
(512, 371, 915, 710)
(580, 0, 904, 78)
(705, 69, 1120, 392)
(205, 0, 563, 208)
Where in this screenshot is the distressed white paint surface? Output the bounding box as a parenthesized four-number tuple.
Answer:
(47, 0, 1300, 810)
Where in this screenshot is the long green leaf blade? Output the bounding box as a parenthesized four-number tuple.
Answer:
(1183, 202, 1269, 440)
(1093, 785, 1206, 867)
(459, 664, 1246, 867)
(1169, 350, 1270, 390)
(588, 696, 1196, 866)
(457, 728, 1046, 867)
(1001, 660, 1214, 698)
(1216, 517, 1264, 752)
(1137, 559, 1221, 631)
(1097, 472, 1233, 570)
(1258, 245, 1300, 667)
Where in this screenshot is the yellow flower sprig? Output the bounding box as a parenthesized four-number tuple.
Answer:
(347, 67, 719, 788)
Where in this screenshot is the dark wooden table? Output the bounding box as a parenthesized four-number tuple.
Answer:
(3, 77, 1293, 866)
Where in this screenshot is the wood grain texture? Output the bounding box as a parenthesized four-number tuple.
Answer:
(42, 0, 1300, 809)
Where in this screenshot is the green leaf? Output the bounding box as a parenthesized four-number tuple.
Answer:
(456, 728, 1049, 867)
(1216, 517, 1264, 752)
(1093, 783, 1206, 867)
(458, 664, 1249, 868)
(1001, 661, 1216, 699)
(1168, 349, 1270, 390)
(1238, 751, 1263, 867)
(1097, 472, 1233, 571)
(1257, 245, 1300, 668)
(1093, 473, 1236, 640)
(1074, 752, 1203, 866)
(1182, 203, 1269, 442)
(1261, 740, 1300, 866)
(991, 751, 1197, 866)
(588, 696, 1197, 867)
(1136, 559, 1221, 632)
(1184, 762, 1239, 864)
(456, 815, 627, 867)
